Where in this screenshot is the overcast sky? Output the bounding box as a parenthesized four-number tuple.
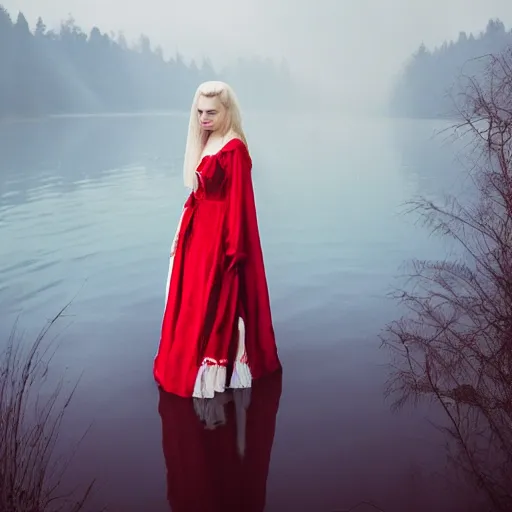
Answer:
(3, 0, 512, 110)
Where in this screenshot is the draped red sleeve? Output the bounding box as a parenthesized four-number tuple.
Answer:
(223, 142, 253, 272)
(219, 141, 281, 380)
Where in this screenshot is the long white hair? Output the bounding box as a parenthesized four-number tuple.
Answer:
(182, 81, 248, 189)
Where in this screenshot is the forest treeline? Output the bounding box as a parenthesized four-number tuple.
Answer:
(0, 6, 294, 118)
(390, 18, 512, 118)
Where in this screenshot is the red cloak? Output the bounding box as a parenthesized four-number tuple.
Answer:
(157, 369, 282, 512)
(153, 138, 281, 398)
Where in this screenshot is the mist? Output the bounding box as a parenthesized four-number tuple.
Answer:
(2, 0, 512, 115)
(4, 2, 512, 511)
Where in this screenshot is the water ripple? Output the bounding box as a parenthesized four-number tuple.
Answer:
(0, 114, 477, 511)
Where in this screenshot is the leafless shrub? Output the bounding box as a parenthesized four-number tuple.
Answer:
(381, 47, 512, 511)
(0, 302, 101, 511)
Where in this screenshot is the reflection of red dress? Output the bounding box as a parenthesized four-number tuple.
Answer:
(153, 138, 281, 398)
(158, 369, 282, 512)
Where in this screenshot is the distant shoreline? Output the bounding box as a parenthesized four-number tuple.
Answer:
(0, 107, 455, 125)
(0, 107, 301, 124)
(0, 110, 458, 124)
(0, 110, 191, 124)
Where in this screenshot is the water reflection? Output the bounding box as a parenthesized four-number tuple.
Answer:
(1, 114, 475, 510)
(0, 310, 99, 512)
(0, 115, 187, 210)
(158, 370, 282, 512)
(382, 116, 512, 509)
(383, 326, 512, 510)
(380, 58, 512, 504)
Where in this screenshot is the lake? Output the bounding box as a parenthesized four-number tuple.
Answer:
(0, 113, 497, 511)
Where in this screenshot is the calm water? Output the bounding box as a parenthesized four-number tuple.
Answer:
(0, 113, 491, 511)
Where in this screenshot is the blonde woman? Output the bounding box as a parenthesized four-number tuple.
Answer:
(154, 81, 281, 399)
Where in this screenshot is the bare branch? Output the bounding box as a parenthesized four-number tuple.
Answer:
(0, 306, 102, 511)
(382, 46, 512, 511)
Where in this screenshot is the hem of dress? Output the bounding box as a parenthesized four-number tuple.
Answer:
(192, 317, 253, 399)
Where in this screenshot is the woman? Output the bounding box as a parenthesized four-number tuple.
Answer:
(154, 80, 281, 399)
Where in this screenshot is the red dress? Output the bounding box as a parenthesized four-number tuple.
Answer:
(153, 138, 281, 398)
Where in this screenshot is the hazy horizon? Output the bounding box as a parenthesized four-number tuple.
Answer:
(3, 0, 512, 113)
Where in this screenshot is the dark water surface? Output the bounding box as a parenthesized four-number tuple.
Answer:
(0, 114, 495, 511)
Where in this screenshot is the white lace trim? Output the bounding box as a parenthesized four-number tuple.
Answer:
(192, 358, 227, 399)
(188, 317, 253, 455)
(192, 318, 253, 399)
(229, 317, 252, 389)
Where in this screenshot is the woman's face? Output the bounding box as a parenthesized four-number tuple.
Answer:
(197, 95, 227, 133)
